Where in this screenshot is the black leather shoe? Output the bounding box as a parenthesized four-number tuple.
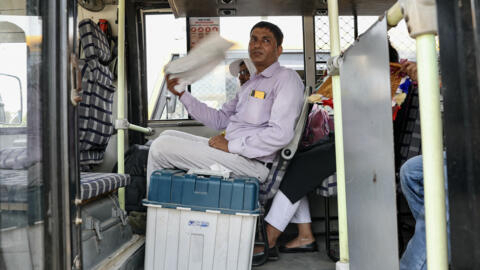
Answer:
(279, 241, 318, 253)
(252, 246, 279, 266)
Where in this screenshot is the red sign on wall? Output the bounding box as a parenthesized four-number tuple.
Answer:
(189, 17, 220, 49)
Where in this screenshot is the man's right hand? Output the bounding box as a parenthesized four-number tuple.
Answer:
(166, 74, 185, 98)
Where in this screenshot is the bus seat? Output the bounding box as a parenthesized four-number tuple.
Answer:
(78, 19, 115, 170)
(79, 172, 131, 202)
(78, 19, 111, 63)
(0, 164, 130, 204)
(258, 89, 310, 203)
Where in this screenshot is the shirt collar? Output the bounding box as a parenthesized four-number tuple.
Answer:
(253, 61, 280, 79)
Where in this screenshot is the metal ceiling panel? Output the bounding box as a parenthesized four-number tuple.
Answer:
(167, 0, 396, 17)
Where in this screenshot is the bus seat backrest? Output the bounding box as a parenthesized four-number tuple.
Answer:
(78, 19, 111, 63)
(259, 89, 310, 203)
(78, 19, 116, 169)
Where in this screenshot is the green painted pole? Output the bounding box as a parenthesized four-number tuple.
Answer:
(117, 0, 126, 210)
(327, 0, 349, 264)
(129, 123, 151, 134)
(416, 34, 448, 270)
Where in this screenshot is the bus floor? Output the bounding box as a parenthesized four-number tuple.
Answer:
(255, 235, 336, 270)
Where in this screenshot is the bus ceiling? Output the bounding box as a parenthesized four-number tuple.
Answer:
(164, 0, 397, 17)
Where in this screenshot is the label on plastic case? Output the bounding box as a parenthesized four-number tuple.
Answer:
(188, 220, 209, 228)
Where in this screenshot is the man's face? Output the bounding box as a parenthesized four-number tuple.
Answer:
(248, 27, 282, 70)
(238, 63, 250, 85)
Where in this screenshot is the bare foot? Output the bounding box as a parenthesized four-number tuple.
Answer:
(284, 237, 315, 248)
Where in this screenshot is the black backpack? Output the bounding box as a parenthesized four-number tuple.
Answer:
(113, 144, 150, 212)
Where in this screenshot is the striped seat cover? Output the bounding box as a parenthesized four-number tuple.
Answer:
(318, 174, 337, 197)
(80, 172, 131, 201)
(78, 45, 115, 167)
(0, 169, 130, 203)
(78, 19, 111, 63)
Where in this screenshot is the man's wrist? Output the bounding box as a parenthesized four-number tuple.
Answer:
(178, 91, 185, 98)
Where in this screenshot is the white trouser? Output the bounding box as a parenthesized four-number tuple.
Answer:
(265, 190, 311, 232)
(146, 130, 270, 194)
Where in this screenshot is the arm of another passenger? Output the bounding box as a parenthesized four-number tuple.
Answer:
(228, 70, 304, 158)
(400, 60, 418, 82)
(166, 75, 237, 130)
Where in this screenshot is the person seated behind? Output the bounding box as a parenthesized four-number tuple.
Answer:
(399, 153, 449, 270)
(398, 60, 450, 270)
(146, 21, 304, 206)
(229, 58, 256, 86)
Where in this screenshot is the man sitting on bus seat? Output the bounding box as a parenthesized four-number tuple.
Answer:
(252, 40, 405, 263)
(146, 21, 304, 205)
(229, 58, 256, 86)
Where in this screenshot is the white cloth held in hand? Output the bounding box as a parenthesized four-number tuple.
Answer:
(164, 34, 234, 92)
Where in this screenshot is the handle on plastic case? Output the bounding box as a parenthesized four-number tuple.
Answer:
(186, 168, 231, 179)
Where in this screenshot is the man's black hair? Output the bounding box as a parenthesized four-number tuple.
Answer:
(250, 21, 284, 47)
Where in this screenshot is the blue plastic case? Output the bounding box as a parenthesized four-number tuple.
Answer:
(144, 169, 260, 215)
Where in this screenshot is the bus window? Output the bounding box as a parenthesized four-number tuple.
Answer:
(0, 22, 27, 130)
(145, 13, 188, 120)
(0, 12, 44, 270)
(314, 15, 417, 81)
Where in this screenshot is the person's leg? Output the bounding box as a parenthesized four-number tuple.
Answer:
(258, 190, 303, 252)
(399, 155, 427, 270)
(146, 130, 269, 194)
(284, 196, 316, 248)
(160, 129, 210, 143)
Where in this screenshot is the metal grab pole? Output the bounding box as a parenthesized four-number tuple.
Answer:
(416, 34, 448, 270)
(327, 0, 349, 266)
(117, 0, 126, 209)
(128, 124, 152, 134)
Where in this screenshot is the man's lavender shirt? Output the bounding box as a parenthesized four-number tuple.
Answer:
(179, 61, 304, 162)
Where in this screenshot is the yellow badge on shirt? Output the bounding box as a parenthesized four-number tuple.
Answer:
(251, 90, 266, 99)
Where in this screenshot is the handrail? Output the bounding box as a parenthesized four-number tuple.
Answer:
(390, 1, 448, 269)
(416, 34, 448, 270)
(386, 1, 403, 28)
(117, 0, 126, 209)
(334, 0, 448, 269)
(327, 0, 350, 267)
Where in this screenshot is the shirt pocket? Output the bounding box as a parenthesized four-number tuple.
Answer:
(239, 95, 274, 125)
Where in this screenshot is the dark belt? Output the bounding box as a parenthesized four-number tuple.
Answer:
(257, 160, 273, 170)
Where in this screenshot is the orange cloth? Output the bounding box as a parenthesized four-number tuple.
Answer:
(316, 62, 405, 99)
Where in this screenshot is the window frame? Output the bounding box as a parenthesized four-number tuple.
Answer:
(140, 8, 194, 124)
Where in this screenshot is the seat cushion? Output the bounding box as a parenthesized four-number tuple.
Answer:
(80, 172, 130, 201)
(0, 170, 130, 203)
